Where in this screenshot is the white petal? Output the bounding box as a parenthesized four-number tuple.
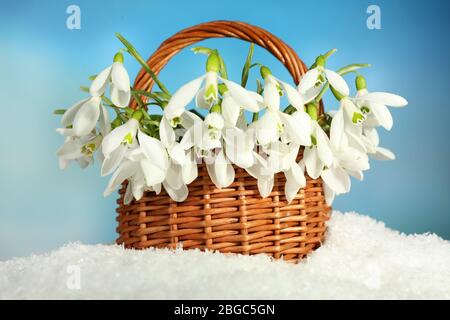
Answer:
(102, 119, 138, 157)
(372, 147, 396, 161)
(182, 151, 198, 184)
(165, 162, 184, 190)
(101, 144, 127, 176)
(111, 62, 130, 92)
(290, 162, 306, 187)
(221, 92, 241, 127)
(90, 66, 112, 97)
(257, 176, 274, 198)
(181, 110, 203, 129)
(364, 127, 379, 146)
(323, 183, 335, 205)
(169, 143, 186, 165)
(195, 87, 211, 109)
(221, 78, 261, 112)
(275, 78, 305, 109)
(284, 165, 305, 203)
(103, 160, 138, 197)
(279, 112, 312, 146)
(72, 97, 101, 136)
(131, 174, 145, 200)
(207, 149, 235, 188)
(123, 182, 134, 205)
(330, 106, 345, 149)
(140, 159, 166, 185)
(159, 117, 176, 148)
(165, 75, 205, 120)
(61, 98, 90, 127)
(347, 169, 364, 181)
(263, 79, 280, 111)
(363, 92, 408, 107)
(298, 68, 320, 94)
(314, 123, 333, 166)
(255, 111, 280, 146)
(321, 166, 351, 194)
(346, 130, 367, 153)
(302, 84, 323, 104)
(99, 104, 111, 136)
(110, 83, 131, 108)
(56, 139, 82, 159)
(371, 103, 393, 131)
(325, 69, 350, 96)
(163, 181, 188, 202)
(303, 147, 323, 179)
(223, 127, 254, 168)
(138, 130, 169, 171)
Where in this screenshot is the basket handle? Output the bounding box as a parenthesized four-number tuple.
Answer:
(131, 20, 323, 113)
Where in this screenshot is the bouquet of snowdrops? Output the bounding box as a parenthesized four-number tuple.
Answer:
(55, 34, 407, 205)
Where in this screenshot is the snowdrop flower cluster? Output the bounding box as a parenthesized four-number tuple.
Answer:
(55, 35, 407, 205)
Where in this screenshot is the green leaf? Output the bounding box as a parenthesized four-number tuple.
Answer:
(88, 74, 97, 81)
(256, 79, 263, 94)
(241, 44, 254, 88)
(115, 33, 171, 96)
(323, 48, 337, 60)
(80, 86, 89, 93)
(53, 109, 66, 115)
(131, 91, 145, 109)
(338, 63, 371, 76)
(191, 46, 215, 55)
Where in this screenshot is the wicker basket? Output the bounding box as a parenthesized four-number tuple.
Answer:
(116, 20, 331, 263)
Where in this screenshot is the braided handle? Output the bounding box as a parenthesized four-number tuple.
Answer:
(131, 20, 322, 112)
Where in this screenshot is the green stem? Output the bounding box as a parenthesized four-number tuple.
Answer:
(252, 112, 259, 122)
(115, 33, 171, 96)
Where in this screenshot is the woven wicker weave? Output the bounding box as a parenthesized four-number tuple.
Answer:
(116, 20, 331, 262)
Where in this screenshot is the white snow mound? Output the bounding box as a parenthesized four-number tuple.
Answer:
(1, 211, 450, 299)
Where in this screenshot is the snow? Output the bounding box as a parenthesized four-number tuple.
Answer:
(1, 211, 449, 299)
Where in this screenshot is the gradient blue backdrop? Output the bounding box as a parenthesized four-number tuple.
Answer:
(1, 0, 449, 260)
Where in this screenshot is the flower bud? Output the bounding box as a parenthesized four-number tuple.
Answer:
(132, 110, 144, 121)
(315, 55, 326, 67)
(218, 83, 228, 95)
(330, 86, 345, 101)
(306, 103, 318, 120)
(206, 53, 220, 73)
(210, 103, 221, 114)
(260, 66, 272, 79)
(113, 52, 124, 63)
(355, 75, 367, 90)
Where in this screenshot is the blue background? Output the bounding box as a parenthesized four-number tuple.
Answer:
(1, 0, 449, 260)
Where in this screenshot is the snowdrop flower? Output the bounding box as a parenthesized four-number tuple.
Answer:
(164, 53, 262, 127)
(57, 97, 110, 137)
(101, 116, 140, 176)
(320, 115, 370, 204)
(57, 134, 102, 169)
(360, 126, 397, 161)
(103, 130, 169, 202)
(159, 116, 187, 165)
(302, 120, 333, 179)
(180, 110, 251, 189)
(90, 52, 131, 107)
(353, 75, 408, 131)
(298, 54, 350, 97)
(253, 67, 312, 146)
(265, 141, 306, 203)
